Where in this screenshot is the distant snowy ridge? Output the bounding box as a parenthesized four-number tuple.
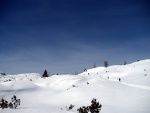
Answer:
(0, 59, 150, 85)
(0, 73, 41, 83)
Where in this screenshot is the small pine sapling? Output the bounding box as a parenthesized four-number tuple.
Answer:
(69, 104, 75, 110)
(89, 99, 102, 113)
(11, 95, 21, 109)
(9, 102, 13, 109)
(77, 106, 89, 113)
(0, 96, 20, 109)
(67, 104, 75, 111)
(0, 98, 8, 109)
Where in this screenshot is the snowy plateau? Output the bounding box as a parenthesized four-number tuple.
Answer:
(0, 59, 150, 113)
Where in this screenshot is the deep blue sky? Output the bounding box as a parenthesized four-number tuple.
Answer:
(0, 0, 150, 74)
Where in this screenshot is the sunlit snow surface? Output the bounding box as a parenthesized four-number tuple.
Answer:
(0, 59, 150, 113)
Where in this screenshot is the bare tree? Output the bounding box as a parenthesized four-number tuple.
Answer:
(124, 61, 127, 65)
(93, 62, 96, 68)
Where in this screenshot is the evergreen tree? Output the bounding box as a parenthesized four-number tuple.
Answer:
(42, 70, 48, 77)
(104, 61, 108, 68)
(89, 99, 102, 113)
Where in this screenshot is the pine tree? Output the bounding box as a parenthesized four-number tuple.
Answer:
(89, 99, 102, 113)
(104, 61, 108, 68)
(42, 70, 48, 77)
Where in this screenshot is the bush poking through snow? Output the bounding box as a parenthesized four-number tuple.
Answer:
(78, 106, 89, 113)
(11, 95, 21, 109)
(69, 104, 75, 110)
(72, 85, 78, 87)
(0, 98, 8, 109)
(66, 104, 75, 111)
(0, 95, 20, 109)
(89, 99, 102, 113)
(72, 85, 76, 87)
(77, 98, 102, 113)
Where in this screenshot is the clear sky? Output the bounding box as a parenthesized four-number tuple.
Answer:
(0, 0, 150, 74)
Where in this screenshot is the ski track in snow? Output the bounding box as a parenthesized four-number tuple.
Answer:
(110, 79, 150, 90)
(121, 82, 150, 90)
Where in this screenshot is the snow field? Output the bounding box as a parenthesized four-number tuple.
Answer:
(0, 59, 150, 113)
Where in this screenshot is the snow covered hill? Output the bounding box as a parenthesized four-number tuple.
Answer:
(80, 59, 150, 88)
(0, 59, 150, 113)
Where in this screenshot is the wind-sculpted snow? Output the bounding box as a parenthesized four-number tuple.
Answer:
(0, 59, 150, 113)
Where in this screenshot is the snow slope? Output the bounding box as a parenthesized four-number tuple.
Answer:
(0, 59, 150, 113)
